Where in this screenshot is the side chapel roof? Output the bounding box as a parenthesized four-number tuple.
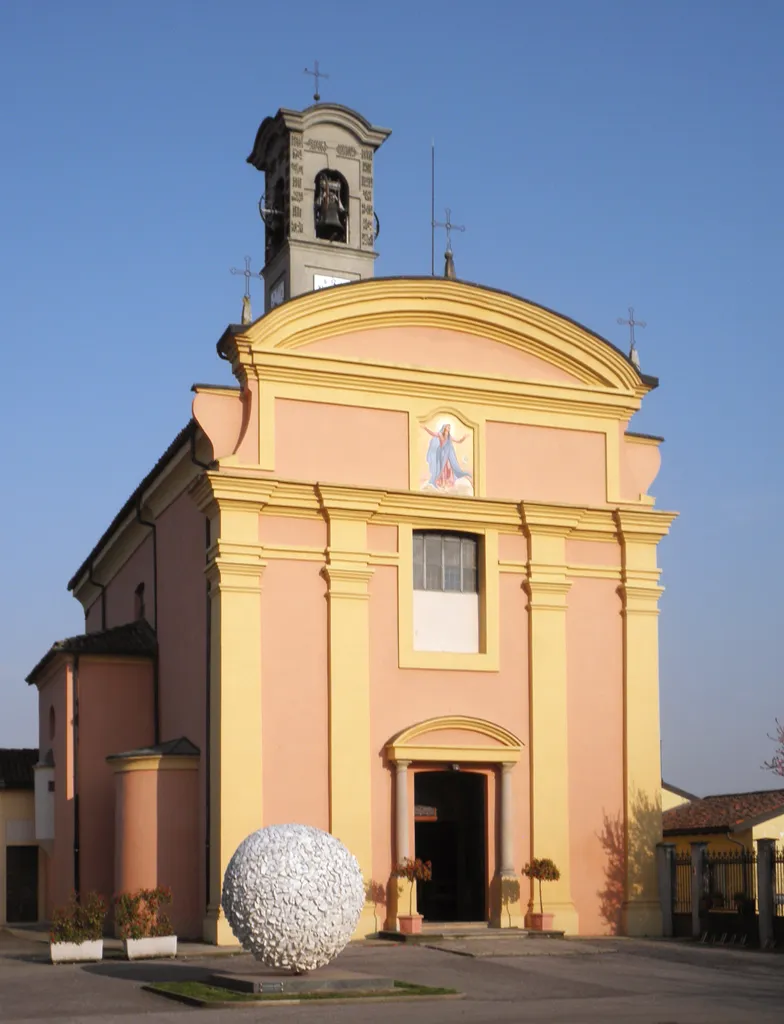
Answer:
(26, 620, 157, 685)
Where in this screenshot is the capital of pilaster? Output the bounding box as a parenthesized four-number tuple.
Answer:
(519, 502, 584, 537)
(321, 564, 374, 599)
(205, 539, 265, 592)
(524, 576, 571, 611)
(619, 581, 664, 615)
(614, 508, 678, 546)
(190, 471, 277, 515)
(317, 484, 385, 521)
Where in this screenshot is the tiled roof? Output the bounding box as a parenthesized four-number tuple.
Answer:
(0, 749, 39, 790)
(26, 620, 157, 684)
(663, 788, 784, 834)
(107, 736, 200, 761)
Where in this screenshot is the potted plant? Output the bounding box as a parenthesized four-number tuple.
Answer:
(50, 891, 107, 963)
(522, 857, 560, 931)
(115, 886, 176, 960)
(391, 857, 432, 935)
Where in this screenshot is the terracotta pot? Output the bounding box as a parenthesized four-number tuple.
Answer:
(527, 912, 555, 932)
(398, 914, 423, 935)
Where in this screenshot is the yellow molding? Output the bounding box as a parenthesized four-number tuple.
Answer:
(390, 744, 521, 764)
(108, 755, 199, 773)
(230, 278, 647, 393)
(390, 715, 524, 750)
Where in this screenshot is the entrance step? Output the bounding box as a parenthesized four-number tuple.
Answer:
(376, 923, 566, 943)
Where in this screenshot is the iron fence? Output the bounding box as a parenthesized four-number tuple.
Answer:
(673, 853, 692, 913)
(704, 850, 756, 911)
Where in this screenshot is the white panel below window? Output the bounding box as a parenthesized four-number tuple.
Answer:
(413, 590, 479, 653)
(6, 818, 35, 843)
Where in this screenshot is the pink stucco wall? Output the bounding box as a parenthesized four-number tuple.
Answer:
(104, 537, 155, 629)
(619, 428, 661, 501)
(260, 558, 329, 831)
(274, 399, 409, 489)
(36, 662, 73, 915)
(77, 658, 155, 904)
(114, 765, 201, 938)
(368, 563, 530, 917)
(566, 578, 624, 934)
(486, 422, 607, 505)
(304, 327, 583, 385)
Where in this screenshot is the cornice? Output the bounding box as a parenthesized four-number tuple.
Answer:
(316, 484, 385, 520)
(614, 507, 678, 544)
(249, 353, 642, 421)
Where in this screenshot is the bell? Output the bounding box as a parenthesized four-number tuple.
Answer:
(316, 197, 344, 241)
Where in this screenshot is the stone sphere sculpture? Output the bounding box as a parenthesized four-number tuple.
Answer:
(221, 824, 365, 973)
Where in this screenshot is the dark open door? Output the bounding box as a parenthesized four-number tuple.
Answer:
(6, 846, 38, 923)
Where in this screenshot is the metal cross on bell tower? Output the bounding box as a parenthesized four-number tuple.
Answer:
(304, 61, 329, 102)
(230, 255, 262, 324)
(617, 306, 647, 371)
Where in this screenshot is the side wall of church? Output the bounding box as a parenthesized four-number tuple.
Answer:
(36, 663, 74, 916)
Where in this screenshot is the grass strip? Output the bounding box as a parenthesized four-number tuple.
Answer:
(145, 979, 457, 1006)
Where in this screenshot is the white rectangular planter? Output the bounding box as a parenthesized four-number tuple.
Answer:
(50, 939, 103, 964)
(123, 935, 177, 960)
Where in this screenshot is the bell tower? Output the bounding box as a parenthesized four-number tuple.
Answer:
(247, 104, 391, 312)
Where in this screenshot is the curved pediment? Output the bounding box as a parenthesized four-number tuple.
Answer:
(229, 278, 650, 393)
(386, 715, 524, 764)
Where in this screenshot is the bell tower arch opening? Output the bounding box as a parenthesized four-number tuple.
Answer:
(314, 169, 349, 243)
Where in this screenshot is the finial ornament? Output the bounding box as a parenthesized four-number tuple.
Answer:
(304, 61, 329, 103)
(617, 306, 646, 371)
(230, 256, 261, 325)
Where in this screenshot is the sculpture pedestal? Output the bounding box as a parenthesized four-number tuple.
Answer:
(208, 963, 394, 996)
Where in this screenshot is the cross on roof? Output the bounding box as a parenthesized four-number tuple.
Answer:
(433, 207, 465, 254)
(304, 61, 329, 103)
(230, 256, 262, 325)
(617, 306, 647, 368)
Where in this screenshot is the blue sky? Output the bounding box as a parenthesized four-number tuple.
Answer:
(1, 1, 782, 795)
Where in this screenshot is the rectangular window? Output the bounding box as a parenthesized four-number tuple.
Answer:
(413, 532, 478, 594)
(412, 531, 480, 654)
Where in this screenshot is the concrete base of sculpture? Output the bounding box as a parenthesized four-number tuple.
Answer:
(208, 963, 394, 996)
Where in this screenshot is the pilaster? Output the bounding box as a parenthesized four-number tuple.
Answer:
(615, 508, 675, 937)
(520, 504, 580, 934)
(317, 485, 383, 937)
(191, 475, 272, 945)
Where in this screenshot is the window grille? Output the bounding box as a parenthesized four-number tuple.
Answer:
(413, 532, 478, 593)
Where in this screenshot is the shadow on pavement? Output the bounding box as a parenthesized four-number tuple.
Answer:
(83, 960, 210, 983)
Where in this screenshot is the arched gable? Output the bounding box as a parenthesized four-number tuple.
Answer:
(228, 278, 650, 393)
(386, 715, 524, 764)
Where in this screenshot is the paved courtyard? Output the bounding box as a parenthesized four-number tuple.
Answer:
(1, 929, 782, 1023)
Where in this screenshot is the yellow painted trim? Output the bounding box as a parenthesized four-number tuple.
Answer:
(257, 382, 275, 471)
(397, 526, 500, 671)
(391, 744, 521, 763)
(389, 715, 524, 751)
(108, 755, 199, 773)
(231, 278, 647, 393)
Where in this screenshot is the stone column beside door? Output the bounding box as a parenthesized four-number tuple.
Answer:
(492, 761, 523, 929)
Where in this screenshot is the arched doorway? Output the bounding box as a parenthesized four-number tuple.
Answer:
(386, 715, 524, 927)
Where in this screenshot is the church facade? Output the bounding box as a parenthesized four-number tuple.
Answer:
(27, 102, 675, 942)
